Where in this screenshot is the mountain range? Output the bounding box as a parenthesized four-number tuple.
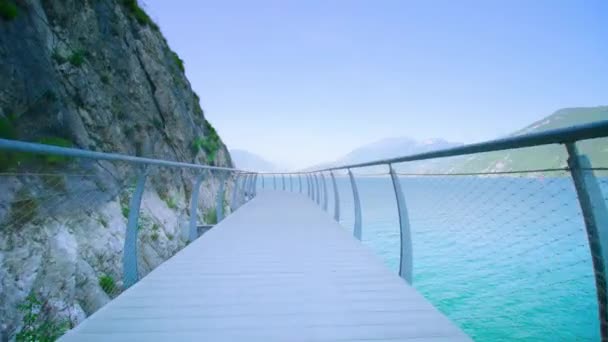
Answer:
(308, 105, 608, 174)
(305, 138, 463, 173)
(232, 106, 607, 174)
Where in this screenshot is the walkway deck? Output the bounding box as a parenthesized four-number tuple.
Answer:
(60, 191, 470, 341)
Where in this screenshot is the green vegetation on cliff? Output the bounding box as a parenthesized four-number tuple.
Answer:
(192, 121, 221, 162)
(0, 0, 18, 21)
(122, 0, 158, 30)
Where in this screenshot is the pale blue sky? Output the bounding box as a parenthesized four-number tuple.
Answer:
(145, 0, 607, 169)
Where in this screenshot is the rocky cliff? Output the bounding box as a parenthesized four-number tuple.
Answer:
(0, 0, 233, 339)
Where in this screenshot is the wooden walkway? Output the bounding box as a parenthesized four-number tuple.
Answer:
(60, 191, 470, 341)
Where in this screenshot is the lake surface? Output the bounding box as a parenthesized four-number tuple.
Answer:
(265, 175, 601, 341)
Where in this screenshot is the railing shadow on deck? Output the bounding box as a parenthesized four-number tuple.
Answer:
(1, 119, 607, 341)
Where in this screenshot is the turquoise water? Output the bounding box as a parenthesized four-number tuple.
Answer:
(325, 175, 600, 341)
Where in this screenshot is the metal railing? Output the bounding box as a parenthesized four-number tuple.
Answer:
(254, 120, 608, 341)
(0, 138, 259, 340)
(2, 120, 608, 341)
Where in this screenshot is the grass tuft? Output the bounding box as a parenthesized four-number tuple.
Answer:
(122, 0, 159, 30)
(10, 190, 38, 227)
(68, 50, 86, 67)
(204, 208, 217, 225)
(191, 121, 221, 162)
(0, 0, 18, 21)
(171, 51, 184, 73)
(37, 137, 73, 164)
(16, 293, 70, 342)
(99, 274, 118, 296)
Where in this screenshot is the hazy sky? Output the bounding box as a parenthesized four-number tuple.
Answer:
(145, 0, 607, 169)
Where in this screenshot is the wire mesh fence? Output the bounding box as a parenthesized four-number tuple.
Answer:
(0, 152, 236, 341)
(218, 141, 606, 341)
(318, 160, 603, 341)
(2, 125, 606, 341)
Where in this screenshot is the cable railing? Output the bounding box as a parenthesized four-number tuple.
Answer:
(0, 138, 259, 341)
(255, 120, 608, 341)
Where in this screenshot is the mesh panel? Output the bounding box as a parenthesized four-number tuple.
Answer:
(0, 156, 233, 341)
(401, 172, 596, 341)
(330, 166, 600, 341)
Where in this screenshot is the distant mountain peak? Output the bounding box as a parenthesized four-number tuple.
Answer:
(305, 137, 463, 171)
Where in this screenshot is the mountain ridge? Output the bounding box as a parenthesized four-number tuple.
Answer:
(303, 106, 607, 173)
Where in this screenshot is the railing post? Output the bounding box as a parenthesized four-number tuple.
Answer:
(311, 174, 316, 202)
(262, 174, 265, 189)
(244, 173, 251, 199)
(282, 174, 286, 191)
(389, 164, 413, 284)
(239, 173, 249, 204)
(248, 173, 254, 199)
(245, 173, 253, 199)
(310, 174, 314, 200)
(330, 171, 340, 221)
(249, 173, 255, 197)
(566, 142, 608, 340)
(309, 174, 314, 201)
(123, 167, 147, 288)
(348, 169, 362, 240)
(321, 172, 328, 212)
(249, 173, 258, 200)
(290, 174, 293, 192)
(216, 171, 226, 222)
(298, 174, 302, 193)
(230, 173, 241, 211)
(273, 174, 277, 190)
(314, 173, 321, 205)
(189, 173, 206, 242)
(307, 174, 311, 198)
(253, 173, 258, 197)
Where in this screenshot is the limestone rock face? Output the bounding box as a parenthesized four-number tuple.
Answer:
(0, 0, 234, 339)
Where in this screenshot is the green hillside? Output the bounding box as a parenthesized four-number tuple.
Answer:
(449, 106, 608, 174)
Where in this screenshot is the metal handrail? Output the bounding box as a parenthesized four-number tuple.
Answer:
(0, 137, 259, 291)
(247, 120, 608, 340)
(321, 119, 608, 171)
(4, 120, 608, 340)
(242, 120, 608, 174)
(0, 138, 251, 173)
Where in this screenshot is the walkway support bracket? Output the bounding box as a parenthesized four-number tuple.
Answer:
(389, 164, 413, 284)
(348, 169, 362, 240)
(567, 142, 608, 340)
(330, 171, 340, 221)
(123, 167, 148, 288)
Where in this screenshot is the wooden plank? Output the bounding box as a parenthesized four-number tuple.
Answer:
(60, 191, 470, 341)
